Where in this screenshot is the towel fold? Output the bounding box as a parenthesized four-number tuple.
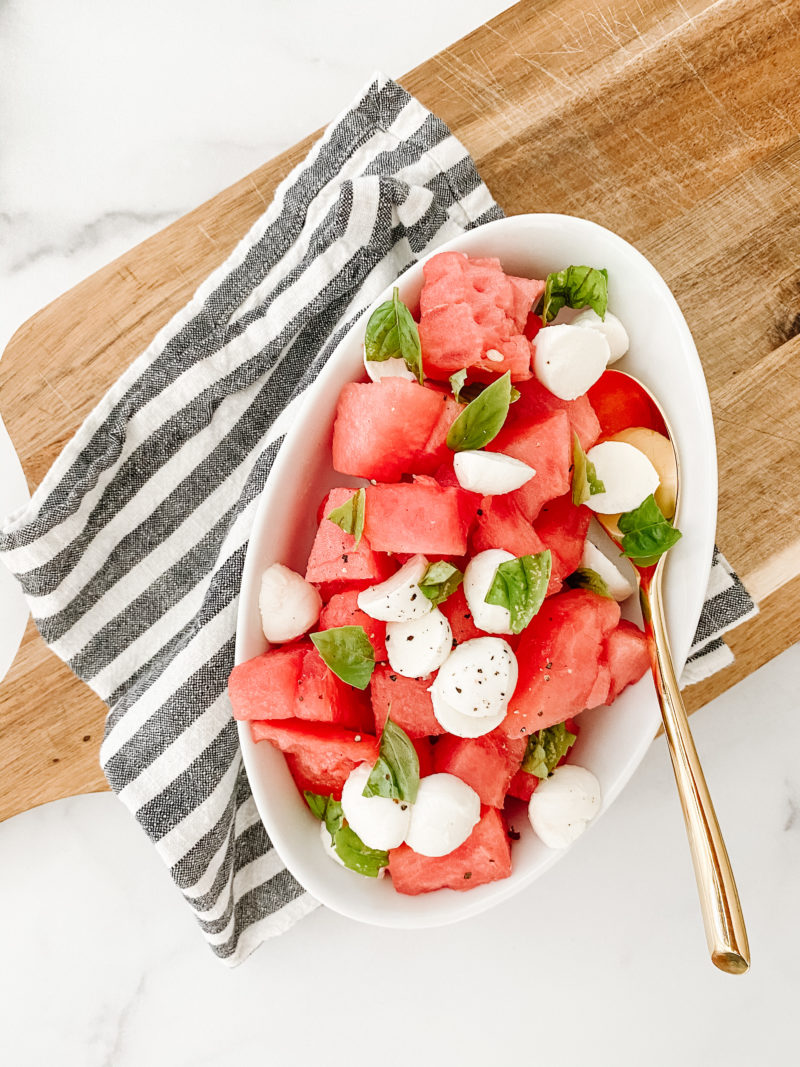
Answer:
(0, 74, 755, 964)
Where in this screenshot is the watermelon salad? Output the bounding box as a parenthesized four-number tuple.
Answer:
(229, 251, 682, 896)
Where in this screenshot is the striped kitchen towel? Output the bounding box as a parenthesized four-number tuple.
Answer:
(0, 75, 755, 965)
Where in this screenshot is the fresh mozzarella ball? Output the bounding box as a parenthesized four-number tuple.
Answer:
(453, 450, 536, 495)
(464, 549, 515, 634)
(405, 773, 481, 857)
(572, 309, 629, 363)
(430, 688, 507, 738)
(386, 608, 452, 678)
(610, 427, 677, 520)
(584, 441, 661, 514)
(431, 636, 518, 719)
(363, 345, 416, 383)
(528, 764, 602, 848)
(357, 554, 432, 622)
(341, 763, 413, 850)
(533, 323, 610, 400)
(580, 540, 636, 602)
(319, 821, 346, 867)
(259, 563, 322, 643)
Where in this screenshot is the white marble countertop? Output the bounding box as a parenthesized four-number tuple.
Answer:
(1, 2, 798, 1064)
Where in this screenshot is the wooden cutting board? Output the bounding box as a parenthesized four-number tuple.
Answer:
(2, 0, 799, 822)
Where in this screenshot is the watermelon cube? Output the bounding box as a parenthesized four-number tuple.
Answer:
(500, 589, 621, 737)
(510, 377, 601, 451)
(319, 589, 387, 661)
(251, 720, 379, 800)
(471, 495, 546, 559)
(389, 808, 512, 895)
(228, 644, 306, 721)
(488, 409, 572, 522)
(432, 731, 525, 808)
(305, 488, 392, 587)
(439, 586, 484, 646)
(534, 493, 591, 586)
(605, 620, 651, 703)
(363, 481, 471, 554)
(296, 645, 373, 732)
(332, 379, 446, 482)
(370, 665, 445, 738)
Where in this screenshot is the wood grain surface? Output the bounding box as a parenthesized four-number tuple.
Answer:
(2, 0, 799, 821)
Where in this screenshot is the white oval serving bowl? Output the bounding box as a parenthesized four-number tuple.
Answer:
(235, 213, 717, 927)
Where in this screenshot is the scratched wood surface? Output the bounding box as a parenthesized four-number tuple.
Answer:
(2, 0, 799, 821)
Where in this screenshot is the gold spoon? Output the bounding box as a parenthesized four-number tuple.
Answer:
(597, 372, 750, 975)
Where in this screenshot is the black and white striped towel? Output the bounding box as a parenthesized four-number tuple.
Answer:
(0, 75, 756, 964)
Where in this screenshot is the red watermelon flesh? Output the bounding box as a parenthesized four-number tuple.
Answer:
(440, 586, 485, 646)
(586, 663, 612, 708)
(471, 495, 546, 559)
(229, 644, 306, 721)
(389, 807, 512, 895)
(319, 589, 387, 661)
(488, 409, 572, 523)
(306, 488, 392, 586)
(432, 730, 525, 808)
(500, 590, 621, 738)
(370, 665, 445, 738)
(296, 646, 373, 732)
(534, 493, 591, 586)
(411, 393, 462, 474)
(252, 719, 379, 800)
(413, 736, 435, 778)
(587, 369, 668, 439)
(511, 377, 601, 451)
(332, 379, 447, 482)
(363, 481, 471, 554)
(605, 620, 651, 702)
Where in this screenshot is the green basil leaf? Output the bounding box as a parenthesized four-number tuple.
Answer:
(521, 722, 577, 778)
(332, 825, 389, 877)
(456, 381, 521, 406)
(542, 265, 609, 324)
(450, 368, 468, 403)
(446, 371, 512, 451)
(364, 287, 423, 383)
(618, 494, 682, 566)
(310, 625, 375, 689)
(363, 715, 420, 803)
(419, 560, 464, 606)
(565, 567, 613, 598)
(571, 433, 606, 506)
(303, 792, 344, 838)
(484, 550, 552, 634)
(327, 488, 365, 546)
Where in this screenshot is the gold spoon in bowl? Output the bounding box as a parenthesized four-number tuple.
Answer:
(596, 372, 750, 975)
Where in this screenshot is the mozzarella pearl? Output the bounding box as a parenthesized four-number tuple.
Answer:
(363, 345, 416, 383)
(610, 427, 677, 520)
(528, 764, 602, 848)
(385, 607, 452, 678)
(572, 309, 629, 364)
(431, 636, 518, 719)
(404, 773, 481, 857)
(580, 540, 636, 602)
(430, 688, 507, 738)
(453, 450, 535, 495)
(357, 554, 432, 622)
(259, 563, 322, 643)
(319, 821, 346, 867)
(584, 441, 660, 514)
(533, 323, 610, 400)
(464, 549, 515, 635)
(340, 763, 413, 850)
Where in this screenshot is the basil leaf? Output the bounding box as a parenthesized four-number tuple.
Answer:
(419, 560, 463, 606)
(446, 371, 512, 451)
(327, 488, 365, 546)
(456, 381, 521, 406)
(542, 265, 609, 324)
(303, 792, 344, 838)
(571, 433, 605, 506)
(450, 368, 468, 403)
(484, 550, 552, 634)
(618, 494, 682, 566)
(310, 625, 375, 689)
(521, 722, 577, 778)
(332, 825, 389, 877)
(565, 567, 613, 598)
(363, 715, 420, 803)
(364, 287, 423, 383)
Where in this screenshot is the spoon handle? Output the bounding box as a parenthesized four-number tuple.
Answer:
(641, 567, 750, 974)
